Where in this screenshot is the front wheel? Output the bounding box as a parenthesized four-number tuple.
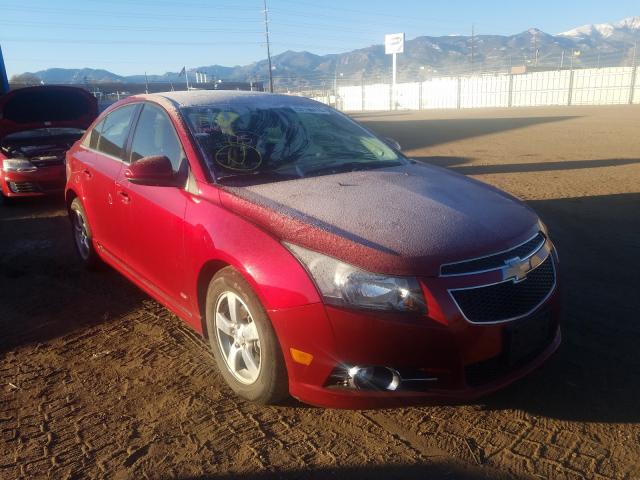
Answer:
(205, 267, 288, 404)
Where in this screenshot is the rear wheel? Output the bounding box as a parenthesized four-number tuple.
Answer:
(70, 198, 100, 269)
(205, 267, 288, 404)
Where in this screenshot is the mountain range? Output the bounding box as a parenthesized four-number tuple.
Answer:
(12, 16, 640, 88)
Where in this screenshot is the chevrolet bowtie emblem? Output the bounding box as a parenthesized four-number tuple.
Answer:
(502, 256, 532, 283)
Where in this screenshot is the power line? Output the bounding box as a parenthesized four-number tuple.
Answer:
(0, 5, 263, 23)
(0, 37, 263, 46)
(0, 20, 262, 34)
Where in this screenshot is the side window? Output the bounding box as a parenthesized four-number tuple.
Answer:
(130, 104, 184, 172)
(82, 117, 105, 149)
(96, 104, 137, 160)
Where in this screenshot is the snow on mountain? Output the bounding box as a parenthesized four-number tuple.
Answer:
(559, 16, 640, 39)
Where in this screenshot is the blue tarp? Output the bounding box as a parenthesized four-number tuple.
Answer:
(0, 45, 9, 95)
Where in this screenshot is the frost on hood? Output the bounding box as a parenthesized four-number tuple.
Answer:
(220, 163, 539, 277)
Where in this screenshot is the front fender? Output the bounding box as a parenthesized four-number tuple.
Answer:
(184, 191, 321, 317)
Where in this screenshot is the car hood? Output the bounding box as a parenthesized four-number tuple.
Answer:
(219, 162, 541, 277)
(0, 86, 98, 140)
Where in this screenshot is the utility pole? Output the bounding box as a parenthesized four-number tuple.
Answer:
(144, 72, 149, 94)
(263, 0, 274, 93)
(560, 50, 564, 68)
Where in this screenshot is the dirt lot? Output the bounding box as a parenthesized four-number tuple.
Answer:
(1, 105, 639, 480)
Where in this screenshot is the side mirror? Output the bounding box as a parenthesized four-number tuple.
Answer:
(383, 137, 402, 151)
(124, 155, 179, 187)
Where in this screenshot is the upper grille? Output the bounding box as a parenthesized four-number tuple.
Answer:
(450, 255, 555, 323)
(441, 233, 546, 276)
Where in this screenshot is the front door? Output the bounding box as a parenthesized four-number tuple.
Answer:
(116, 103, 189, 312)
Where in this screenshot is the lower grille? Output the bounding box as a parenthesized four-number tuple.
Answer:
(8, 181, 38, 193)
(7, 181, 62, 194)
(450, 255, 555, 323)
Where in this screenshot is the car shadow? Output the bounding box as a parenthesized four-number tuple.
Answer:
(0, 203, 146, 355)
(477, 192, 640, 422)
(178, 461, 514, 480)
(413, 156, 640, 175)
(360, 116, 577, 150)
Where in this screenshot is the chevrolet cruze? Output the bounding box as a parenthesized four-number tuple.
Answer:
(65, 91, 560, 408)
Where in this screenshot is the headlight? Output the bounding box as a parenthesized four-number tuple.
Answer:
(2, 158, 37, 173)
(284, 243, 426, 313)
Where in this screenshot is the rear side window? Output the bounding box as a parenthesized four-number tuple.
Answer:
(130, 104, 184, 172)
(96, 104, 137, 159)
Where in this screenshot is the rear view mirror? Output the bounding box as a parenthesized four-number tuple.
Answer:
(383, 137, 402, 151)
(124, 155, 179, 187)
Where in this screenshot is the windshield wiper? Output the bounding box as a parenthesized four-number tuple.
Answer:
(216, 170, 299, 185)
(302, 159, 403, 177)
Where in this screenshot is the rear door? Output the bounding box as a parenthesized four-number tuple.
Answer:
(81, 103, 139, 261)
(116, 103, 189, 310)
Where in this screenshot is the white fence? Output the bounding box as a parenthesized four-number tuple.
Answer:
(313, 66, 640, 111)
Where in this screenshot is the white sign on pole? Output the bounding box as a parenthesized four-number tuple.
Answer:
(385, 33, 405, 54)
(385, 33, 404, 110)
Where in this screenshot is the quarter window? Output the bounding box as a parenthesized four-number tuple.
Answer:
(82, 117, 105, 149)
(130, 104, 184, 172)
(96, 104, 137, 159)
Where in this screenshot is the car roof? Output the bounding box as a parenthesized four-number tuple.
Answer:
(140, 90, 321, 109)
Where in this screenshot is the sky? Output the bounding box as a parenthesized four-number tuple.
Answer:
(1, 0, 638, 77)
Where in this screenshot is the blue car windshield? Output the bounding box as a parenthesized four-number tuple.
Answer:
(181, 103, 404, 184)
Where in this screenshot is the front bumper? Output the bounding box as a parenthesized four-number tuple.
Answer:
(268, 259, 561, 409)
(1, 165, 66, 197)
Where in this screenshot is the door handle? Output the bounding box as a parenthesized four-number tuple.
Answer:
(117, 190, 130, 204)
(82, 169, 92, 179)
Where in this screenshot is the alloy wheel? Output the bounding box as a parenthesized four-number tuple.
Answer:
(214, 291, 262, 384)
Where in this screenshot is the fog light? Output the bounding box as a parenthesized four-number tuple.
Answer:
(348, 366, 401, 391)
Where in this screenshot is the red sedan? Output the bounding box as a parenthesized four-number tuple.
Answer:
(65, 91, 560, 408)
(0, 86, 98, 203)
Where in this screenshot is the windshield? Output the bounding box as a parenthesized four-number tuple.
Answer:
(181, 102, 405, 184)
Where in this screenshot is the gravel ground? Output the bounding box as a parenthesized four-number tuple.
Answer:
(1, 105, 639, 479)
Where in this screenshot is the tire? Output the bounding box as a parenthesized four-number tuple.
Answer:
(205, 266, 288, 404)
(69, 198, 100, 269)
